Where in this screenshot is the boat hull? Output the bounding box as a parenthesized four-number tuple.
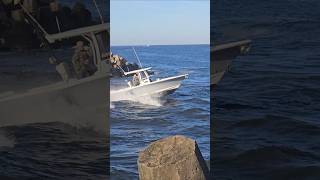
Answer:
(0, 74, 109, 134)
(111, 74, 187, 101)
(211, 40, 251, 85)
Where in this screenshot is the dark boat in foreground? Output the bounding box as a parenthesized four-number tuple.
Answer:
(211, 39, 251, 85)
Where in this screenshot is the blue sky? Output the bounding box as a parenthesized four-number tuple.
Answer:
(111, 0, 209, 46)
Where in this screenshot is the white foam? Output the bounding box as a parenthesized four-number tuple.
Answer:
(110, 86, 164, 107)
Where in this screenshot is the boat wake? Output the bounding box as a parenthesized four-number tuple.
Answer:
(111, 87, 163, 107)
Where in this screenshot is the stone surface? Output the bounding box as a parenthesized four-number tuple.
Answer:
(138, 135, 210, 180)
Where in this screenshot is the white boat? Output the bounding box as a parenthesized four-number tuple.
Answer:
(111, 67, 188, 101)
(0, 5, 110, 133)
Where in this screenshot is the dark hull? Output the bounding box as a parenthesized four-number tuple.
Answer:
(211, 40, 251, 85)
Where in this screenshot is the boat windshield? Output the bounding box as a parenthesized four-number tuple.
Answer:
(140, 72, 147, 80)
(139, 71, 151, 83)
(95, 31, 109, 59)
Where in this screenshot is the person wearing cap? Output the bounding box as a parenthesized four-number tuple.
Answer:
(132, 73, 140, 86)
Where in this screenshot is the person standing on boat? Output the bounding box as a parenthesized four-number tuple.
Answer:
(132, 73, 140, 86)
(72, 40, 93, 78)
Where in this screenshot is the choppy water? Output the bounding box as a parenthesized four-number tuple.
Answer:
(212, 0, 320, 179)
(0, 123, 109, 179)
(110, 45, 210, 179)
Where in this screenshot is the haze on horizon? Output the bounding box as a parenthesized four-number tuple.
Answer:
(111, 0, 209, 46)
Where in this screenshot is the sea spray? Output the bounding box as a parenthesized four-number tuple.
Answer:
(110, 102, 115, 109)
(111, 87, 164, 107)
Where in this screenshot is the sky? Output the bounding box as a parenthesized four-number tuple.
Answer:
(111, 0, 210, 46)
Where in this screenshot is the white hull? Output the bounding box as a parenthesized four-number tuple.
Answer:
(111, 74, 187, 101)
(0, 74, 109, 133)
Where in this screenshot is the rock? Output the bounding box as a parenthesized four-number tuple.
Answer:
(116, 60, 121, 66)
(114, 55, 120, 61)
(2, 0, 13, 5)
(22, 0, 38, 14)
(11, 9, 23, 22)
(138, 135, 210, 180)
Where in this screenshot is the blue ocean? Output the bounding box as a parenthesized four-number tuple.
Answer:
(110, 45, 210, 179)
(212, 0, 320, 179)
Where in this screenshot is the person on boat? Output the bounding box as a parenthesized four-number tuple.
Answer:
(132, 73, 140, 86)
(72, 40, 94, 78)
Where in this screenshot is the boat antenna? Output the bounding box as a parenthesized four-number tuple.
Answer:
(117, 64, 126, 74)
(19, 2, 53, 50)
(93, 0, 104, 23)
(19, 3, 60, 60)
(132, 47, 143, 68)
(19, 3, 48, 36)
(55, 16, 61, 33)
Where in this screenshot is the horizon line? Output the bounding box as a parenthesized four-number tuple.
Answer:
(111, 43, 209, 47)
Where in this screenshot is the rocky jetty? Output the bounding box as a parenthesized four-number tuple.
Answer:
(109, 52, 140, 77)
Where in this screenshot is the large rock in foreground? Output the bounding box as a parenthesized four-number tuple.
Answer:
(138, 135, 210, 180)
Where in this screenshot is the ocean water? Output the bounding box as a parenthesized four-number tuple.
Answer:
(0, 123, 109, 179)
(110, 45, 210, 179)
(212, 0, 320, 179)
